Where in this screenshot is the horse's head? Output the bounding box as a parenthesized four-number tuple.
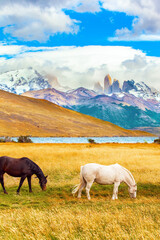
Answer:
(128, 184, 137, 198)
(39, 175, 48, 191)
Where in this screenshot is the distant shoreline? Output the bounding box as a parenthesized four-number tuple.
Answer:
(0, 136, 157, 144)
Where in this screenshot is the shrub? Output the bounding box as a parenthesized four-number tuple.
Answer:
(88, 138, 96, 144)
(0, 138, 5, 143)
(17, 136, 33, 143)
(154, 137, 160, 144)
(0, 136, 13, 142)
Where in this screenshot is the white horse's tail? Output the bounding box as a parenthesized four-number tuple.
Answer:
(72, 166, 85, 196)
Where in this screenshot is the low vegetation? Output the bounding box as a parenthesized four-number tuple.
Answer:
(0, 136, 14, 143)
(0, 143, 159, 239)
(0, 136, 32, 143)
(87, 138, 97, 144)
(17, 135, 33, 143)
(154, 137, 160, 144)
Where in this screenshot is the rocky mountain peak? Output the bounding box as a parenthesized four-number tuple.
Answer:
(122, 80, 137, 93)
(93, 81, 103, 93)
(112, 79, 121, 93)
(104, 74, 112, 94)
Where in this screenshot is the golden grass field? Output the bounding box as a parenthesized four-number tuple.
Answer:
(0, 143, 159, 240)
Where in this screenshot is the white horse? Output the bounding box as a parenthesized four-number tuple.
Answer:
(72, 163, 137, 200)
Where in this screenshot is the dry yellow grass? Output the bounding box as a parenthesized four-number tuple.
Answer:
(0, 143, 159, 239)
(0, 90, 152, 137)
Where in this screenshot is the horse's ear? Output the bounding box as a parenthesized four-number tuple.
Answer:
(45, 175, 48, 179)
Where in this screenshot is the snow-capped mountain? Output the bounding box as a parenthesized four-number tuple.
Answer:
(0, 68, 51, 94)
(0, 67, 69, 94)
(22, 83, 160, 130)
(0, 68, 159, 130)
(22, 83, 160, 113)
(122, 80, 160, 102)
(94, 76, 160, 102)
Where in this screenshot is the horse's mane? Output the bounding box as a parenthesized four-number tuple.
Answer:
(21, 157, 45, 179)
(121, 166, 136, 184)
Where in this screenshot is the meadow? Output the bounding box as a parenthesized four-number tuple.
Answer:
(0, 143, 159, 240)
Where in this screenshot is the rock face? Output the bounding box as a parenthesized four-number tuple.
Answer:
(112, 79, 121, 93)
(103, 75, 121, 94)
(46, 75, 61, 89)
(104, 74, 112, 94)
(122, 80, 137, 93)
(93, 82, 103, 93)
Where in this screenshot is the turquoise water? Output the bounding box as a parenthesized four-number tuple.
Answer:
(13, 137, 156, 143)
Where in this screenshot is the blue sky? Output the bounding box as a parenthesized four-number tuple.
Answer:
(0, 0, 160, 89)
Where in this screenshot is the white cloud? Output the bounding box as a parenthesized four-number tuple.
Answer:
(1, 0, 101, 12)
(0, 4, 79, 42)
(1, 0, 160, 42)
(121, 54, 160, 89)
(122, 55, 147, 69)
(0, 0, 102, 42)
(0, 45, 159, 90)
(72, 0, 101, 13)
(102, 0, 160, 41)
(0, 43, 27, 55)
(109, 34, 160, 42)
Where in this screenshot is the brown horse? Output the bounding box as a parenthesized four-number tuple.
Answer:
(0, 156, 48, 194)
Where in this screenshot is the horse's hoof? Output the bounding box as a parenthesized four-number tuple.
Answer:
(4, 191, 8, 194)
(17, 192, 20, 195)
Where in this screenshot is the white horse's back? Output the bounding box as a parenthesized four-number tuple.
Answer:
(72, 163, 137, 200)
(82, 163, 125, 185)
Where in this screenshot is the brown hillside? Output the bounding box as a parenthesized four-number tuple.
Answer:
(133, 127, 160, 136)
(0, 90, 152, 137)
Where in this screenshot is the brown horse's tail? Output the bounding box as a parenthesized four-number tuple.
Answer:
(72, 166, 85, 196)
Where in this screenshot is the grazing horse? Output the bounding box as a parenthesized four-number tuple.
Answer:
(72, 163, 137, 200)
(0, 156, 48, 194)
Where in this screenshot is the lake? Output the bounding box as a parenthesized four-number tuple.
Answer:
(13, 137, 156, 143)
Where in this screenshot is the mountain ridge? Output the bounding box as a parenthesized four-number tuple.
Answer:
(22, 86, 160, 131)
(0, 89, 152, 137)
(0, 68, 68, 94)
(0, 68, 159, 132)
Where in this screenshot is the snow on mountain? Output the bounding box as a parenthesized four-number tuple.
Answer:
(0, 67, 159, 130)
(0, 68, 71, 94)
(0, 68, 159, 102)
(22, 88, 160, 130)
(95, 76, 160, 102)
(129, 81, 160, 102)
(22, 82, 160, 114)
(0, 68, 51, 94)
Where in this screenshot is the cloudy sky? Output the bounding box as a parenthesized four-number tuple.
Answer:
(0, 0, 160, 89)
